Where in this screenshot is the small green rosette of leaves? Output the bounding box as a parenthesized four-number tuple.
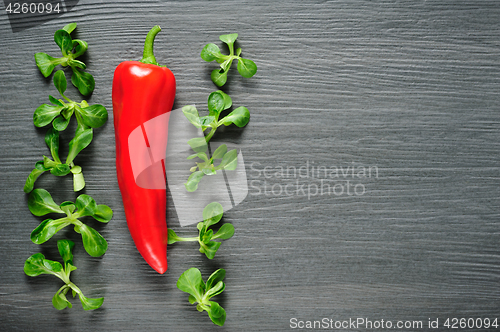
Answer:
(25, 70, 108, 193)
(24, 127, 89, 193)
(201, 33, 257, 87)
(35, 23, 95, 96)
(28, 188, 112, 257)
(177, 268, 227, 326)
(24, 239, 104, 310)
(33, 70, 107, 132)
(168, 202, 234, 259)
(182, 90, 249, 191)
(184, 142, 238, 192)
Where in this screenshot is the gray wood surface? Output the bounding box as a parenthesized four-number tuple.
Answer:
(1, 1, 499, 331)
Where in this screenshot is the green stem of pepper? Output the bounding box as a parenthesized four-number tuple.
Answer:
(140, 25, 164, 67)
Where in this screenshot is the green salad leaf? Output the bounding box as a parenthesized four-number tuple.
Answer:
(28, 188, 112, 257)
(34, 23, 95, 96)
(26, 71, 108, 193)
(177, 268, 227, 326)
(182, 90, 249, 192)
(201, 33, 257, 87)
(168, 202, 234, 259)
(24, 239, 104, 310)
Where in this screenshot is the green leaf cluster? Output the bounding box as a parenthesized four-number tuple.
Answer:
(176, 32, 256, 326)
(35, 23, 95, 96)
(184, 34, 255, 192)
(168, 202, 234, 259)
(25, 22, 110, 312)
(28, 188, 112, 257)
(34, 70, 107, 131)
(201, 33, 257, 87)
(25, 70, 108, 193)
(185, 143, 238, 192)
(182, 90, 249, 192)
(24, 239, 104, 310)
(25, 128, 85, 193)
(177, 268, 226, 326)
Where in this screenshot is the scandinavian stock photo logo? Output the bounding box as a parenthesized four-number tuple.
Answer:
(249, 160, 379, 200)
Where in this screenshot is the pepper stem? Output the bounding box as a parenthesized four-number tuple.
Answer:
(140, 25, 164, 67)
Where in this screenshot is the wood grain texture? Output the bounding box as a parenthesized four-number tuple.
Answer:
(0, 0, 499, 331)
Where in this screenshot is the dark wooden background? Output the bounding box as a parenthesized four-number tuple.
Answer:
(1, 1, 499, 331)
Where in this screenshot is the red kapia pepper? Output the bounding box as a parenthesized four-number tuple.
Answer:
(112, 26, 175, 274)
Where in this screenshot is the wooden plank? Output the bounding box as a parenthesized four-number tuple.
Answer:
(0, 0, 498, 330)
